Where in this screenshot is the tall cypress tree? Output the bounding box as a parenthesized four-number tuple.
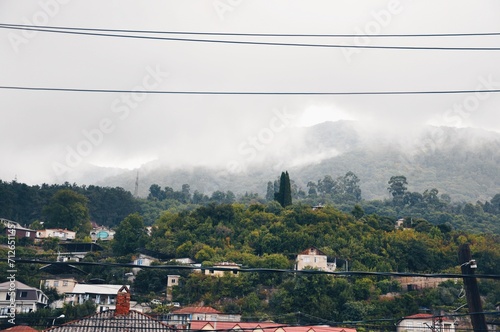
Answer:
(274, 171, 292, 207)
(283, 171, 292, 207)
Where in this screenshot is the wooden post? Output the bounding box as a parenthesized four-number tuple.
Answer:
(458, 244, 488, 332)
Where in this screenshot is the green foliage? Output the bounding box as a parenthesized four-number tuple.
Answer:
(274, 171, 292, 208)
(112, 213, 148, 256)
(42, 189, 91, 236)
(388, 175, 408, 206)
(3, 175, 500, 325)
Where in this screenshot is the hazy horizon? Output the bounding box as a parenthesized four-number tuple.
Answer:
(2, 1, 500, 185)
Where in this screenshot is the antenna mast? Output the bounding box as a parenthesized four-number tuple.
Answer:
(134, 171, 139, 197)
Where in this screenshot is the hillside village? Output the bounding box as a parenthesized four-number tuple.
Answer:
(0, 176, 499, 331)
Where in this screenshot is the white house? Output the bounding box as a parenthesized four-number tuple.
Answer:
(64, 284, 130, 313)
(397, 313, 456, 332)
(295, 247, 336, 272)
(0, 281, 48, 315)
(37, 228, 76, 241)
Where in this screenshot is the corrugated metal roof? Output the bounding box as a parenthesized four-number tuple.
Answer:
(0, 281, 36, 290)
(69, 284, 129, 295)
(44, 310, 171, 332)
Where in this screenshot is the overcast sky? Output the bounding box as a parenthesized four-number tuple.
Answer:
(1, 1, 500, 184)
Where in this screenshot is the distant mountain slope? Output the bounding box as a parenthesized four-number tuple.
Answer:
(97, 122, 500, 202)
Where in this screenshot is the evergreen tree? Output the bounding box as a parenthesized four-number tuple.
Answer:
(266, 181, 275, 201)
(274, 171, 292, 207)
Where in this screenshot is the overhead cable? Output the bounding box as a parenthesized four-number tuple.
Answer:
(4, 258, 500, 279)
(1, 24, 500, 50)
(3, 23, 500, 38)
(1, 85, 500, 95)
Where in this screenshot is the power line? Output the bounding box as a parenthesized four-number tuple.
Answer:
(2, 24, 500, 50)
(3, 23, 500, 38)
(5, 258, 500, 279)
(1, 85, 500, 96)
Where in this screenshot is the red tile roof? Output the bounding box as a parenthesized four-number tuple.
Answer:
(189, 321, 356, 332)
(172, 306, 221, 314)
(0, 326, 38, 332)
(404, 313, 434, 319)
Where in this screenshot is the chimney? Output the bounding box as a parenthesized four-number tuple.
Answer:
(115, 285, 130, 316)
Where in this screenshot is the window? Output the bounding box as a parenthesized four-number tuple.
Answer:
(171, 279, 176, 284)
(44, 281, 50, 288)
(53, 281, 59, 287)
(63, 280, 68, 286)
(6, 293, 11, 300)
(20, 291, 28, 298)
(25, 231, 30, 237)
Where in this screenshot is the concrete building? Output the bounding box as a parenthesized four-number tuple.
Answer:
(204, 262, 241, 277)
(397, 314, 456, 332)
(295, 247, 336, 272)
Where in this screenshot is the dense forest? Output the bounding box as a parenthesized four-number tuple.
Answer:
(2, 170, 500, 233)
(1, 173, 500, 328)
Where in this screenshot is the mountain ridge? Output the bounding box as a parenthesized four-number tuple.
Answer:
(95, 122, 500, 202)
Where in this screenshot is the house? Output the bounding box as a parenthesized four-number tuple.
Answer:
(132, 254, 157, 275)
(295, 247, 336, 272)
(397, 313, 456, 332)
(204, 262, 241, 277)
(395, 277, 453, 292)
(41, 278, 78, 296)
(44, 286, 171, 331)
(0, 281, 48, 315)
(36, 229, 76, 241)
(190, 322, 356, 332)
(1, 219, 36, 240)
(55, 242, 103, 262)
(39, 263, 88, 309)
(64, 284, 130, 313)
(163, 306, 241, 328)
(166, 275, 180, 302)
(89, 226, 115, 241)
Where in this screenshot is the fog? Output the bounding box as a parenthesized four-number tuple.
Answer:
(1, 0, 500, 185)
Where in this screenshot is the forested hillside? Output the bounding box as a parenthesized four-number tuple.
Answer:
(3, 169, 500, 234)
(98, 123, 500, 202)
(2, 201, 499, 327)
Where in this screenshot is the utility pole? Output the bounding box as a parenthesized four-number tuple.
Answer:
(458, 243, 488, 332)
(134, 170, 139, 197)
